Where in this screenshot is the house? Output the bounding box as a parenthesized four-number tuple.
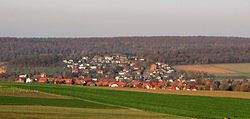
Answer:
(38, 78, 48, 83)
(102, 81, 109, 86)
(110, 84, 118, 88)
(64, 78, 73, 84)
(25, 78, 32, 83)
(90, 66, 97, 70)
(16, 78, 26, 83)
(54, 78, 64, 84)
(139, 58, 145, 61)
(83, 69, 89, 74)
(19, 74, 27, 78)
(104, 56, 113, 60)
(118, 72, 125, 76)
(86, 81, 96, 86)
(151, 64, 157, 70)
(117, 82, 126, 87)
(97, 70, 103, 74)
(40, 73, 46, 78)
(92, 78, 98, 81)
(142, 82, 152, 89)
(72, 68, 79, 73)
(79, 66, 86, 69)
(82, 56, 88, 60)
(131, 81, 141, 88)
(63, 60, 68, 63)
(95, 81, 103, 86)
(0, 68, 6, 74)
(75, 79, 85, 85)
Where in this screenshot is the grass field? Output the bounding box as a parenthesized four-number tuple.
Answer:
(98, 87, 250, 99)
(174, 63, 250, 79)
(0, 86, 71, 98)
(0, 82, 249, 119)
(7, 66, 67, 74)
(0, 105, 175, 119)
(0, 83, 182, 119)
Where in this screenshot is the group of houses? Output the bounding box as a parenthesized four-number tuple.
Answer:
(15, 54, 206, 91)
(15, 54, 250, 92)
(62, 55, 177, 82)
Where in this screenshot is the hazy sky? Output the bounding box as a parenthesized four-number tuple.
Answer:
(0, 0, 250, 37)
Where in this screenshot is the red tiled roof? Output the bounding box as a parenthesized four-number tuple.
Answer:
(38, 78, 47, 83)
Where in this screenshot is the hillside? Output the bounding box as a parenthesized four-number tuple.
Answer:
(1, 36, 250, 66)
(1, 82, 249, 119)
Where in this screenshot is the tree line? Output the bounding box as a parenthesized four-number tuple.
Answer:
(1, 36, 250, 66)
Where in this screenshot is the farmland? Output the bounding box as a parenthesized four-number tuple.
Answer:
(7, 66, 66, 74)
(0, 86, 70, 98)
(0, 105, 174, 119)
(98, 87, 250, 99)
(0, 82, 249, 119)
(174, 63, 250, 79)
(0, 83, 183, 119)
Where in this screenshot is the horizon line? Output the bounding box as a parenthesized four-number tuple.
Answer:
(0, 35, 249, 39)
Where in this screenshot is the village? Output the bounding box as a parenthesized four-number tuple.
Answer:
(13, 54, 250, 92)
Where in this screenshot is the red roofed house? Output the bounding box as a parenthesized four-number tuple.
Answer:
(117, 82, 126, 87)
(75, 79, 86, 85)
(38, 78, 48, 83)
(54, 78, 64, 84)
(0, 68, 6, 74)
(16, 78, 26, 83)
(151, 64, 157, 70)
(72, 68, 79, 73)
(131, 81, 141, 88)
(95, 81, 103, 86)
(64, 78, 73, 84)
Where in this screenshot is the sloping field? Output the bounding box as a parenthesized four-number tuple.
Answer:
(0, 86, 70, 99)
(0, 105, 177, 119)
(97, 87, 250, 99)
(0, 84, 183, 119)
(7, 66, 66, 74)
(174, 63, 250, 78)
(1, 82, 249, 119)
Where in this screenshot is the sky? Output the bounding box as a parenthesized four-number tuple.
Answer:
(0, 0, 250, 37)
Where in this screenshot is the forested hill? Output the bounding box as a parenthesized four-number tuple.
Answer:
(1, 36, 250, 66)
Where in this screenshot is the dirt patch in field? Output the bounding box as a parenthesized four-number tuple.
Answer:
(175, 65, 235, 74)
(0, 92, 71, 99)
(0, 86, 70, 99)
(174, 63, 250, 77)
(101, 87, 250, 99)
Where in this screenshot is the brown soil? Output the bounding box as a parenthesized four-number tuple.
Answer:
(174, 63, 250, 76)
(0, 92, 71, 99)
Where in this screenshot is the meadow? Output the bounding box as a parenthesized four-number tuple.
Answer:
(0, 105, 174, 119)
(0, 83, 182, 119)
(7, 66, 66, 74)
(174, 63, 250, 79)
(0, 82, 249, 119)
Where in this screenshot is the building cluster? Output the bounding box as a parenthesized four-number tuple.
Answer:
(15, 54, 250, 92)
(62, 55, 177, 82)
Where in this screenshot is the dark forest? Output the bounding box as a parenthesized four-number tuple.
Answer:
(1, 36, 250, 66)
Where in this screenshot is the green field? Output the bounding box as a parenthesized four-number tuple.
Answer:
(7, 66, 67, 74)
(0, 82, 249, 119)
(175, 63, 250, 79)
(0, 105, 174, 119)
(0, 83, 181, 119)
